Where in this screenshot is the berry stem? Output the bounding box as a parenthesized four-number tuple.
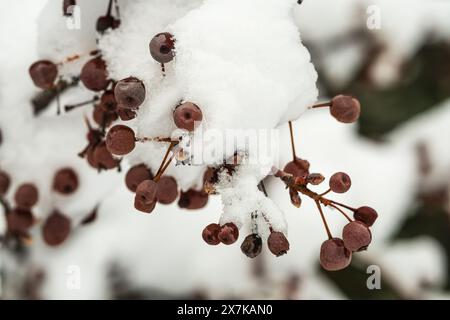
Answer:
(288, 121, 297, 160)
(55, 80, 61, 115)
(328, 203, 353, 222)
(258, 181, 268, 197)
(154, 153, 175, 182)
(311, 101, 331, 109)
(161, 63, 166, 77)
(65, 96, 99, 112)
(154, 142, 176, 180)
(0, 196, 11, 215)
(328, 200, 356, 212)
(136, 136, 177, 143)
(319, 188, 331, 197)
(106, 0, 113, 17)
(315, 200, 332, 240)
(114, 0, 121, 19)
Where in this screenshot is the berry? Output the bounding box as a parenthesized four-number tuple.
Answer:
(178, 189, 209, 210)
(342, 221, 372, 252)
(202, 223, 221, 246)
(156, 176, 178, 204)
(134, 198, 156, 214)
(241, 234, 262, 258)
(96, 16, 120, 33)
(354, 206, 378, 227)
(289, 188, 302, 208)
(106, 125, 136, 156)
(93, 105, 118, 128)
(330, 95, 361, 123)
(29, 60, 58, 89)
(135, 180, 158, 205)
(125, 164, 152, 193)
(42, 211, 71, 246)
(283, 157, 310, 178)
(218, 223, 239, 245)
(267, 232, 290, 257)
(93, 142, 119, 170)
(329, 172, 351, 193)
(117, 107, 136, 121)
(80, 57, 109, 92)
(99, 90, 117, 112)
(149, 32, 175, 63)
(173, 102, 203, 131)
(0, 170, 11, 195)
(7, 208, 34, 237)
(53, 168, 79, 195)
(320, 238, 352, 271)
(63, 0, 76, 16)
(14, 183, 39, 209)
(114, 77, 146, 110)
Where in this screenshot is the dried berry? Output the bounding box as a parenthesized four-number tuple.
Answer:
(149, 32, 175, 63)
(329, 172, 351, 193)
(0, 170, 11, 195)
(53, 168, 79, 195)
(80, 57, 109, 92)
(267, 231, 290, 257)
(106, 125, 136, 156)
(114, 77, 146, 110)
(156, 176, 178, 204)
(218, 223, 239, 245)
(14, 183, 39, 209)
(173, 102, 203, 132)
(29, 60, 58, 89)
(241, 234, 263, 258)
(125, 164, 152, 192)
(320, 238, 352, 271)
(42, 211, 71, 246)
(289, 188, 302, 208)
(330, 95, 361, 123)
(354, 206, 378, 227)
(135, 180, 158, 205)
(178, 189, 209, 210)
(202, 223, 221, 246)
(306, 173, 325, 185)
(342, 221, 372, 252)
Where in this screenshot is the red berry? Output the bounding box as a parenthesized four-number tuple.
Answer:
(14, 183, 39, 209)
(114, 77, 146, 110)
(106, 125, 136, 156)
(329, 172, 351, 193)
(135, 180, 158, 205)
(283, 157, 310, 178)
(134, 198, 156, 214)
(93, 105, 118, 128)
(330, 95, 361, 123)
(42, 211, 71, 246)
(0, 170, 11, 195)
(241, 234, 263, 258)
(117, 107, 136, 121)
(29, 60, 58, 89)
(7, 208, 34, 237)
(96, 15, 120, 33)
(149, 32, 175, 63)
(80, 57, 109, 92)
(267, 232, 290, 257)
(125, 164, 152, 193)
(156, 176, 178, 205)
(342, 221, 372, 252)
(320, 238, 352, 271)
(173, 102, 203, 132)
(63, 0, 76, 16)
(93, 142, 120, 170)
(53, 168, 79, 195)
(354, 206, 378, 227)
(178, 189, 209, 210)
(202, 223, 221, 246)
(99, 90, 117, 112)
(218, 223, 239, 245)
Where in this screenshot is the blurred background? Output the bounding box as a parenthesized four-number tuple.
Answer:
(0, 0, 449, 299)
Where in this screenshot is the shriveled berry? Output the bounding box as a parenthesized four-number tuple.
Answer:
(329, 172, 351, 193)
(29, 60, 58, 89)
(14, 183, 39, 209)
(241, 234, 263, 258)
(156, 176, 178, 204)
(283, 157, 310, 178)
(354, 206, 378, 227)
(0, 170, 11, 195)
(289, 188, 302, 208)
(307, 173, 325, 185)
(218, 223, 239, 245)
(202, 223, 221, 246)
(7, 208, 34, 236)
(93, 142, 119, 170)
(320, 238, 352, 271)
(125, 164, 152, 192)
(80, 57, 109, 92)
(149, 32, 175, 63)
(53, 168, 79, 195)
(117, 107, 136, 121)
(134, 198, 156, 214)
(342, 221, 372, 252)
(114, 77, 146, 110)
(267, 232, 290, 257)
(178, 189, 209, 210)
(330, 95, 361, 123)
(173, 102, 203, 132)
(42, 211, 71, 246)
(135, 180, 158, 205)
(106, 125, 136, 156)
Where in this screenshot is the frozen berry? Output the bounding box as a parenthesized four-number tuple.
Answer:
(342, 221, 372, 252)
(80, 57, 109, 92)
(42, 211, 71, 246)
(149, 32, 175, 63)
(329, 172, 351, 193)
(241, 234, 263, 258)
(218, 223, 239, 245)
(267, 232, 290, 257)
(134, 198, 156, 214)
(330, 95, 361, 123)
(93, 142, 119, 170)
(99, 90, 117, 112)
(202, 223, 221, 246)
(114, 77, 146, 110)
(7, 208, 34, 236)
(0, 170, 11, 195)
(117, 107, 136, 121)
(125, 164, 152, 192)
(156, 176, 178, 204)
(283, 157, 310, 178)
(14, 183, 39, 209)
(106, 125, 136, 156)
(178, 189, 209, 210)
(320, 238, 352, 271)
(354, 206, 378, 227)
(135, 180, 158, 205)
(173, 102, 203, 131)
(93, 105, 118, 128)
(29, 60, 58, 89)
(53, 168, 79, 195)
